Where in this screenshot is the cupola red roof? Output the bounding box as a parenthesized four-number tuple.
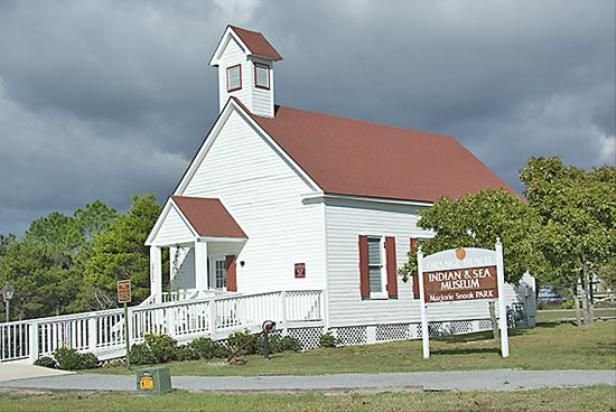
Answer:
(229, 25, 283, 61)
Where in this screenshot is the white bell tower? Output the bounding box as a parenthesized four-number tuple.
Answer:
(209, 25, 282, 118)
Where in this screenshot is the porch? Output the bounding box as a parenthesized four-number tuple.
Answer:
(146, 195, 249, 304)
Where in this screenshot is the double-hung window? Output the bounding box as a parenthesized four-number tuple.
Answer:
(226, 64, 242, 92)
(367, 236, 387, 298)
(254, 62, 270, 89)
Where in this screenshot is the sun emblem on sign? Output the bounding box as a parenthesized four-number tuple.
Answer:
(455, 247, 466, 260)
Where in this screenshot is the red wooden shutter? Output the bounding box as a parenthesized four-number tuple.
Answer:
(410, 238, 420, 299)
(385, 236, 398, 299)
(359, 235, 369, 299)
(225, 255, 237, 292)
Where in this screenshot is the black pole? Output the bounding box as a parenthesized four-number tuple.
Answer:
(124, 302, 130, 369)
(263, 331, 271, 360)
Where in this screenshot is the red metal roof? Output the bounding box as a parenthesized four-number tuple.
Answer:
(229, 25, 283, 61)
(239, 101, 517, 203)
(171, 196, 247, 238)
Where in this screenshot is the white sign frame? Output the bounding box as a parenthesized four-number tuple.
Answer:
(417, 238, 509, 359)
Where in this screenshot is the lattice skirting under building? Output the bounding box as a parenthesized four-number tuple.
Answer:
(287, 327, 323, 350)
(210, 319, 496, 351)
(329, 319, 494, 346)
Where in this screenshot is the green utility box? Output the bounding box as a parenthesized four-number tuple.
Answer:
(136, 366, 173, 395)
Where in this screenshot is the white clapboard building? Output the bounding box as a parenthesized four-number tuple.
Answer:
(144, 26, 536, 347)
(1, 26, 536, 364)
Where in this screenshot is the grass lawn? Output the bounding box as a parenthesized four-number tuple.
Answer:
(536, 308, 616, 322)
(90, 320, 616, 377)
(0, 386, 614, 411)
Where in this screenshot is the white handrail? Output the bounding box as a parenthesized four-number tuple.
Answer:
(0, 289, 324, 364)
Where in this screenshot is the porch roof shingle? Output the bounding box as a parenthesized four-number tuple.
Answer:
(171, 196, 247, 239)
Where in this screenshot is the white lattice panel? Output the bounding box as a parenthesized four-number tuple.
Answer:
(478, 319, 493, 331)
(376, 323, 412, 342)
(287, 327, 323, 351)
(335, 326, 367, 345)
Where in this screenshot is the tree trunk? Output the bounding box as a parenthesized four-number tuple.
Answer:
(583, 261, 594, 324)
(489, 301, 500, 339)
(579, 272, 591, 325)
(570, 287, 582, 327)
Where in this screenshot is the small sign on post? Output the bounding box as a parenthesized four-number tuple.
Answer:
(117, 280, 132, 369)
(417, 239, 509, 359)
(294, 263, 306, 279)
(117, 280, 132, 303)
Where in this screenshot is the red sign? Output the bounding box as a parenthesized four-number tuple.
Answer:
(423, 265, 498, 303)
(117, 280, 132, 303)
(294, 263, 306, 278)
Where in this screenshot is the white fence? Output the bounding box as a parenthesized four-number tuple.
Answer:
(0, 290, 323, 363)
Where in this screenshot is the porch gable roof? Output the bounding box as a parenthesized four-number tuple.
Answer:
(171, 196, 248, 239)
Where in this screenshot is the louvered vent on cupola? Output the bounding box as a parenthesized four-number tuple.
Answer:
(209, 25, 283, 118)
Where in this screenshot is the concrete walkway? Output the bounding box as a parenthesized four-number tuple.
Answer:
(0, 369, 614, 393)
(0, 363, 74, 383)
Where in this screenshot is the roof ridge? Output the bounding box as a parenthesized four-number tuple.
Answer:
(249, 102, 454, 140)
(228, 24, 264, 35)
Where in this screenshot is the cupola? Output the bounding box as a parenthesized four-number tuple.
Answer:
(209, 25, 282, 118)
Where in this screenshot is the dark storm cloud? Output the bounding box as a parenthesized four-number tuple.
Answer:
(0, 0, 614, 235)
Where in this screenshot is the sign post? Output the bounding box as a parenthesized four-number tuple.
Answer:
(495, 239, 509, 357)
(117, 280, 132, 369)
(417, 239, 509, 359)
(417, 247, 430, 359)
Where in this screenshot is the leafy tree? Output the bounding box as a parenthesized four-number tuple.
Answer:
(0, 201, 118, 319)
(399, 189, 545, 284)
(0, 211, 83, 319)
(520, 157, 616, 325)
(596, 256, 616, 293)
(82, 194, 166, 309)
(0, 234, 16, 257)
(74, 200, 118, 241)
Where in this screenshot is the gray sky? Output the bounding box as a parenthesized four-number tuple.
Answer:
(1, 0, 614, 235)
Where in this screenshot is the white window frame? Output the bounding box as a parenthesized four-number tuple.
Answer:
(226, 64, 242, 92)
(209, 256, 227, 291)
(254, 62, 270, 90)
(367, 235, 388, 299)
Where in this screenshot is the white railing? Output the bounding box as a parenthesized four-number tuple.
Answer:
(0, 289, 323, 363)
(142, 289, 230, 305)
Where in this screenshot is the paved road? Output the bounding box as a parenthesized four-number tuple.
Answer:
(0, 369, 614, 393)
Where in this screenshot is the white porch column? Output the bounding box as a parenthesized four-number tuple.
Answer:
(150, 246, 162, 303)
(195, 239, 208, 291)
(169, 246, 177, 289)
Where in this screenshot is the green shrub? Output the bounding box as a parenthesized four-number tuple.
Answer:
(52, 347, 99, 370)
(79, 352, 99, 369)
(561, 300, 575, 309)
(34, 356, 57, 369)
(144, 334, 177, 363)
(253, 334, 301, 354)
(190, 337, 228, 359)
(176, 344, 200, 361)
(128, 343, 157, 365)
(227, 330, 258, 355)
(319, 332, 340, 348)
(278, 335, 301, 352)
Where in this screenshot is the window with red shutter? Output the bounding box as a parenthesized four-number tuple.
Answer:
(410, 238, 420, 299)
(359, 235, 396, 299)
(385, 237, 398, 299)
